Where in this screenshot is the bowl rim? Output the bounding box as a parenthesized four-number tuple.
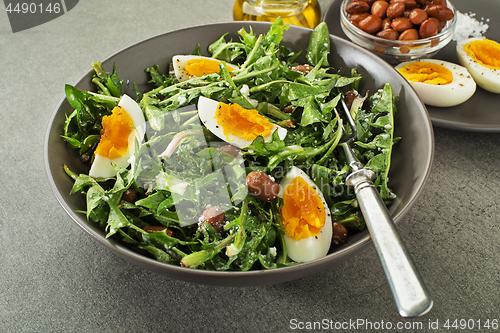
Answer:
(44, 21, 435, 286)
(340, 0, 457, 47)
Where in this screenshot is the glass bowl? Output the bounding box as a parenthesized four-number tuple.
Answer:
(340, 0, 457, 64)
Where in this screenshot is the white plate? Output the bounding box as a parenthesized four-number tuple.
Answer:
(324, 0, 500, 132)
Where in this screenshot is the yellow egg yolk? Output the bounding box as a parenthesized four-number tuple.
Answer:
(280, 176, 326, 240)
(215, 102, 273, 141)
(464, 39, 500, 70)
(185, 59, 235, 77)
(95, 106, 134, 159)
(398, 62, 453, 85)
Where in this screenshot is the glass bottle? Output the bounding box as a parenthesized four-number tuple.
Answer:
(233, 0, 321, 29)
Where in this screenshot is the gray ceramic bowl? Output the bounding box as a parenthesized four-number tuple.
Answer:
(44, 22, 434, 286)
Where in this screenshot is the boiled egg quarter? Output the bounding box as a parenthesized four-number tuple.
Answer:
(172, 55, 239, 82)
(395, 59, 476, 107)
(456, 38, 500, 94)
(89, 94, 146, 178)
(278, 166, 333, 263)
(197, 96, 287, 148)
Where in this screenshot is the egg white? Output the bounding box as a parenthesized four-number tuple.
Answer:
(172, 55, 239, 82)
(395, 59, 476, 107)
(197, 96, 287, 149)
(278, 166, 333, 263)
(457, 38, 500, 94)
(89, 94, 146, 178)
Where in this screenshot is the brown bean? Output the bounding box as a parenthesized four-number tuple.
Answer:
(398, 28, 419, 40)
(419, 18, 439, 38)
(359, 14, 383, 34)
(346, 0, 370, 14)
(143, 225, 175, 237)
(390, 0, 417, 9)
(415, 0, 426, 4)
(350, 13, 371, 27)
(290, 64, 314, 75)
(200, 206, 226, 233)
(359, 0, 377, 5)
(428, 17, 446, 32)
(391, 17, 413, 32)
(332, 222, 348, 246)
(409, 8, 428, 25)
(344, 90, 360, 110)
(427, 5, 454, 21)
(438, 18, 447, 31)
(333, 222, 348, 240)
(143, 225, 165, 233)
(376, 28, 400, 40)
(431, 0, 447, 7)
(217, 144, 241, 158)
(381, 17, 392, 30)
(122, 188, 138, 203)
(386, 2, 405, 19)
(421, 1, 432, 12)
(371, 0, 389, 18)
(246, 171, 279, 202)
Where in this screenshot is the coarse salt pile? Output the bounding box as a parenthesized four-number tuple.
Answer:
(452, 11, 490, 41)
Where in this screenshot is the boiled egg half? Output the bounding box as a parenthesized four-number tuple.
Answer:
(197, 96, 287, 148)
(278, 166, 332, 263)
(395, 59, 476, 107)
(89, 94, 146, 178)
(457, 38, 500, 94)
(172, 55, 239, 82)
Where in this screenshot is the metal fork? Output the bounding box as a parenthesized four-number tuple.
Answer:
(334, 100, 433, 318)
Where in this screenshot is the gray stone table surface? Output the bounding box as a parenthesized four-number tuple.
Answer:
(1, 0, 499, 332)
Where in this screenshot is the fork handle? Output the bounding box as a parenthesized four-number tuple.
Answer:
(349, 175, 433, 317)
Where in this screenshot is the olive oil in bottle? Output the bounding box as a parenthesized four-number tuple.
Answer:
(233, 0, 321, 29)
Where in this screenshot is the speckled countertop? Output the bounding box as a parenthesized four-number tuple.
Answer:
(1, 0, 499, 332)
